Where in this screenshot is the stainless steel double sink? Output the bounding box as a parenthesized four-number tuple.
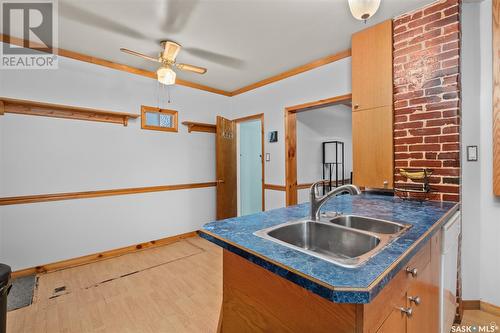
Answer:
(254, 215, 410, 268)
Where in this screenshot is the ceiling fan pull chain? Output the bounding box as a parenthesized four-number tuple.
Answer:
(167, 85, 171, 104)
(156, 81, 160, 109)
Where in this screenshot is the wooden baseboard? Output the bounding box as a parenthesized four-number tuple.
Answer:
(462, 300, 481, 310)
(11, 231, 198, 278)
(462, 300, 500, 316)
(480, 300, 500, 316)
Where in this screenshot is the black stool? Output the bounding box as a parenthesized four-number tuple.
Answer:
(0, 264, 11, 333)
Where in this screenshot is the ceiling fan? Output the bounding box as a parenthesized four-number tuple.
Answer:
(120, 41, 207, 85)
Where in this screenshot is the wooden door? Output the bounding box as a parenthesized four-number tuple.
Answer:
(406, 265, 436, 333)
(216, 116, 237, 220)
(352, 106, 394, 189)
(407, 232, 441, 333)
(352, 20, 393, 112)
(376, 306, 406, 333)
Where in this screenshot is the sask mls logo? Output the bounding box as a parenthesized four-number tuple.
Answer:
(1, 0, 58, 69)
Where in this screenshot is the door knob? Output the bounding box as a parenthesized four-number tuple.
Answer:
(399, 307, 413, 317)
(405, 267, 418, 277)
(408, 296, 421, 305)
(354, 104, 359, 110)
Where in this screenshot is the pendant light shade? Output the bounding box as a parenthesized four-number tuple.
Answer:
(157, 65, 176, 85)
(348, 0, 381, 21)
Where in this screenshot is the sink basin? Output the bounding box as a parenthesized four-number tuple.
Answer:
(329, 215, 408, 234)
(254, 220, 392, 267)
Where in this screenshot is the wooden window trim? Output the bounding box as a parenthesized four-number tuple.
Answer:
(141, 105, 178, 132)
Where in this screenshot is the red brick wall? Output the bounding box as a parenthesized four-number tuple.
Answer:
(393, 0, 461, 202)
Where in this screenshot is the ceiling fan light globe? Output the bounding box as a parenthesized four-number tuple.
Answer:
(348, 0, 381, 21)
(157, 66, 176, 85)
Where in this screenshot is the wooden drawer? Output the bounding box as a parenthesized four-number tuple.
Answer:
(404, 241, 431, 283)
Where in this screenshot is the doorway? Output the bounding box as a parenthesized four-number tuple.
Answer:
(216, 114, 264, 219)
(284, 94, 352, 206)
(295, 104, 353, 203)
(237, 118, 263, 215)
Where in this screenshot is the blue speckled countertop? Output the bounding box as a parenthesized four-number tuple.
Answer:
(199, 193, 458, 303)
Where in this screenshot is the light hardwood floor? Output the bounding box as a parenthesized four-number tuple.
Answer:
(7, 237, 222, 333)
(460, 310, 500, 329)
(7, 236, 498, 332)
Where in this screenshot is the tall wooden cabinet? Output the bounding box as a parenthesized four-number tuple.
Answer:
(351, 20, 394, 189)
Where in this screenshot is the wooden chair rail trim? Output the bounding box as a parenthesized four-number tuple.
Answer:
(0, 182, 217, 206)
(230, 49, 352, 96)
(296, 180, 352, 190)
(181, 121, 217, 133)
(11, 231, 198, 278)
(0, 34, 350, 97)
(0, 97, 139, 126)
(263, 184, 287, 191)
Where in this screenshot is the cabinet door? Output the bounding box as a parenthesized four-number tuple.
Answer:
(352, 20, 393, 111)
(407, 233, 441, 333)
(352, 106, 394, 189)
(376, 306, 406, 333)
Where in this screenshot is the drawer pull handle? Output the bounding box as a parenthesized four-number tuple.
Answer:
(405, 267, 418, 277)
(400, 307, 413, 317)
(408, 296, 421, 305)
(354, 104, 359, 109)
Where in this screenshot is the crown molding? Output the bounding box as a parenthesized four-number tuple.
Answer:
(229, 49, 351, 96)
(0, 34, 232, 96)
(1, 34, 351, 97)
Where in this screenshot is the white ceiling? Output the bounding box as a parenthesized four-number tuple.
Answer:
(18, 0, 436, 91)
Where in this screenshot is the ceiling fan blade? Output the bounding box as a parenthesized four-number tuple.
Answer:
(120, 48, 160, 63)
(162, 0, 199, 34)
(183, 47, 245, 69)
(60, 2, 146, 39)
(176, 63, 207, 74)
(161, 41, 181, 62)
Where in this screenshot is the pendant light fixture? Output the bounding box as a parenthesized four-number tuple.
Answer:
(348, 0, 381, 22)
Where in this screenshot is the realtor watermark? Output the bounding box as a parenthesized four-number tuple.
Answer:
(452, 322, 499, 333)
(1, 0, 58, 69)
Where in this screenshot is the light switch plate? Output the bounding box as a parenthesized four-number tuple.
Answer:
(467, 145, 478, 161)
(265, 153, 271, 162)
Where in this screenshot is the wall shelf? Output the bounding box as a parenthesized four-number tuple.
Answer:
(182, 121, 216, 133)
(0, 97, 139, 126)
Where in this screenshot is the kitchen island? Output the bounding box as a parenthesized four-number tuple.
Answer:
(200, 193, 459, 332)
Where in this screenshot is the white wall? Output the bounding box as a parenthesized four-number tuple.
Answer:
(231, 57, 352, 208)
(461, 2, 482, 303)
(296, 105, 352, 203)
(0, 48, 228, 270)
(477, 0, 500, 307)
(461, 1, 500, 306)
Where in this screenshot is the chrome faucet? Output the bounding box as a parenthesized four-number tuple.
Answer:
(310, 182, 362, 221)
